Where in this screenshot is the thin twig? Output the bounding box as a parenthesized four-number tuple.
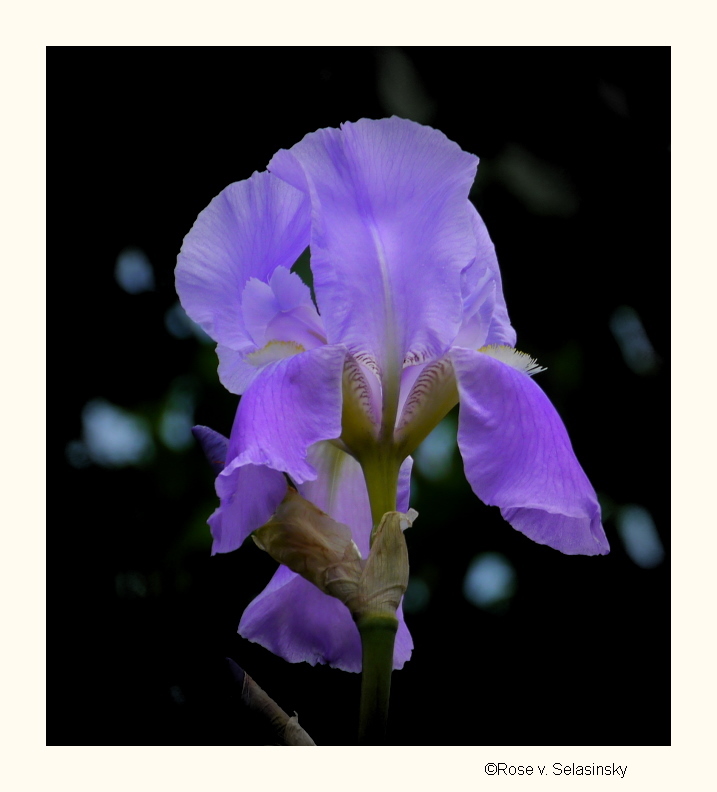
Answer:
(225, 658, 316, 746)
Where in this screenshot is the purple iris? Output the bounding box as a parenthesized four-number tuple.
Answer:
(177, 117, 609, 673)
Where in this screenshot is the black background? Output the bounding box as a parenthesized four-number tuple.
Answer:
(50, 47, 669, 746)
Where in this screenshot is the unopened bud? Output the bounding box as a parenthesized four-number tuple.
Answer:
(252, 489, 364, 602)
(252, 490, 417, 622)
(344, 511, 413, 619)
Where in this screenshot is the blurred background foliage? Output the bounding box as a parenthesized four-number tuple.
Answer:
(51, 47, 669, 746)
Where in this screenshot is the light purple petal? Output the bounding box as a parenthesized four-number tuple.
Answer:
(269, 117, 478, 376)
(192, 424, 287, 554)
(216, 344, 262, 395)
(298, 441, 373, 555)
(241, 277, 282, 347)
(191, 425, 229, 475)
(209, 460, 287, 555)
(396, 362, 425, 419)
(474, 209, 515, 348)
(298, 441, 414, 557)
(239, 565, 363, 671)
(393, 601, 413, 668)
(454, 270, 496, 351)
(455, 204, 516, 349)
(239, 564, 413, 672)
(240, 440, 415, 671)
(397, 455, 413, 513)
(269, 265, 315, 313)
(241, 267, 326, 351)
(176, 171, 310, 349)
(227, 345, 346, 484)
(451, 348, 608, 556)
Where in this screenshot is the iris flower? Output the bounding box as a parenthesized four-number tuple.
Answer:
(176, 117, 608, 673)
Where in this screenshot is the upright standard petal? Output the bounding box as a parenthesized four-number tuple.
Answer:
(455, 204, 517, 350)
(451, 348, 609, 555)
(226, 345, 346, 484)
(240, 440, 414, 671)
(269, 117, 479, 377)
(176, 171, 310, 349)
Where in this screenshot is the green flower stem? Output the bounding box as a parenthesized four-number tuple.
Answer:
(357, 613, 398, 745)
(357, 447, 402, 744)
(361, 453, 401, 536)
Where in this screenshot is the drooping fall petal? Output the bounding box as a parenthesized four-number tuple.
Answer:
(225, 345, 346, 484)
(451, 348, 608, 555)
(239, 561, 414, 673)
(209, 460, 287, 555)
(239, 565, 364, 672)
